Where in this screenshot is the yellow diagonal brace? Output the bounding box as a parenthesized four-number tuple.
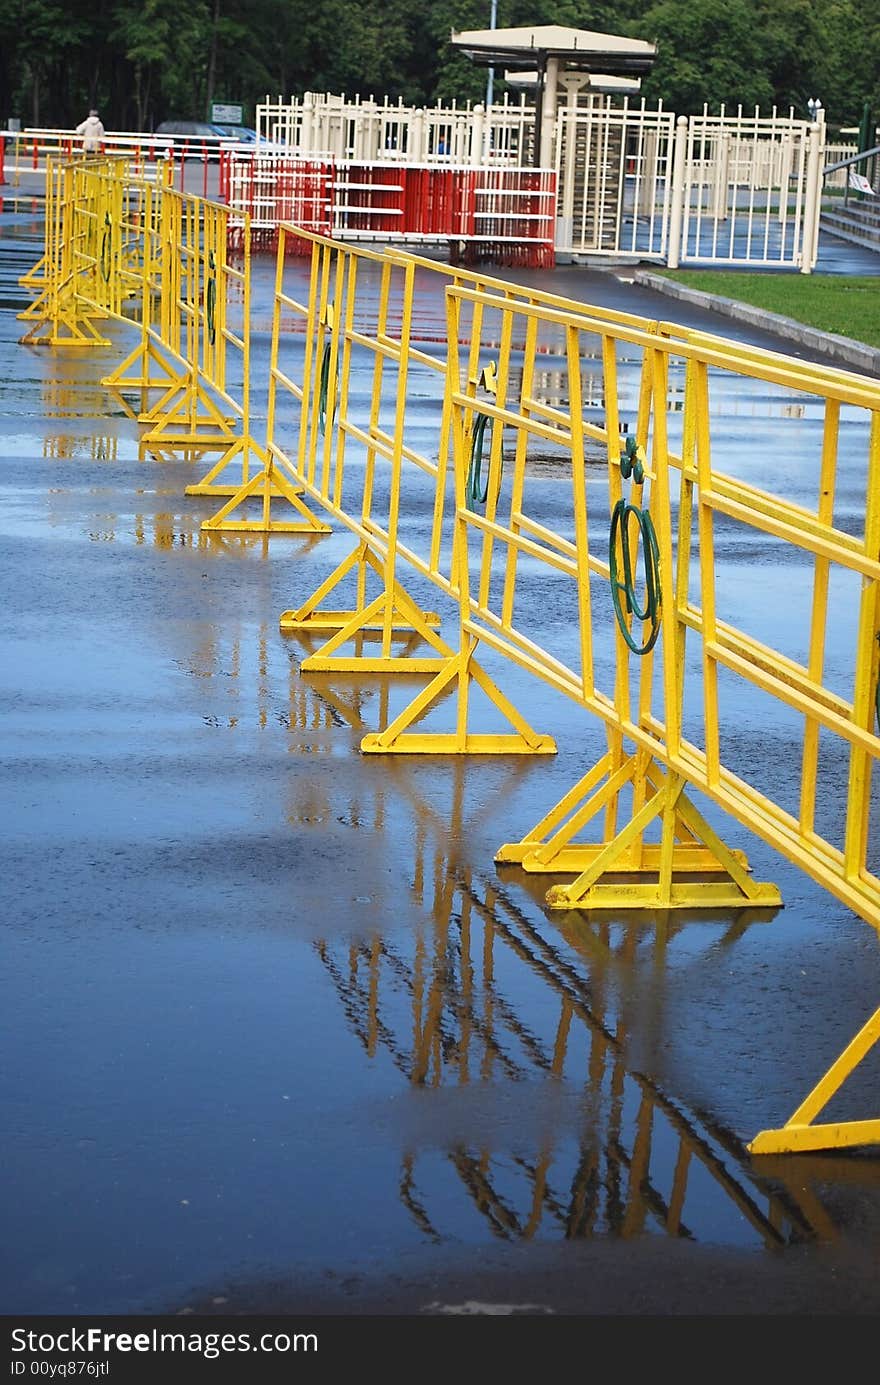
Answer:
(495, 749, 781, 911)
(498, 754, 640, 869)
(19, 310, 110, 348)
(102, 339, 181, 400)
(545, 782, 672, 909)
(140, 377, 236, 450)
(280, 540, 441, 634)
(748, 1005, 880, 1154)
(186, 438, 270, 497)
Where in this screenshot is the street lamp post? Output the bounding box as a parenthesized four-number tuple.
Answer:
(485, 0, 498, 108)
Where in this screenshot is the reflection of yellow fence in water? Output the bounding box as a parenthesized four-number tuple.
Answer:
(308, 749, 846, 1245)
(317, 891, 837, 1245)
(15, 166, 880, 1156)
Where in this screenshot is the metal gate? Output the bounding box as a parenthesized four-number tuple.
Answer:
(674, 109, 821, 270)
(554, 92, 675, 260)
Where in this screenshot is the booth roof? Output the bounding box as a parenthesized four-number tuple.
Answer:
(449, 25, 657, 73)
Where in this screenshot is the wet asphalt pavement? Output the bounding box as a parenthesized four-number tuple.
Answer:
(2, 195, 880, 1322)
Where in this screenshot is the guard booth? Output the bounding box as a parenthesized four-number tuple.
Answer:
(449, 25, 658, 253)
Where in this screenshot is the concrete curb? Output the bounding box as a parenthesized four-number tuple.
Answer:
(632, 269, 880, 377)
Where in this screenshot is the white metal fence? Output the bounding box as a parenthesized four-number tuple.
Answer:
(256, 91, 837, 272)
(673, 108, 821, 270)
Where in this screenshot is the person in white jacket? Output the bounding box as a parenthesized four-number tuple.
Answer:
(75, 109, 104, 153)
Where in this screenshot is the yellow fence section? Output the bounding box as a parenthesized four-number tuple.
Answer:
(18, 156, 282, 526)
(18, 155, 126, 346)
(263, 228, 660, 684)
(17, 163, 880, 1156)
(444, 286, 879, 1154)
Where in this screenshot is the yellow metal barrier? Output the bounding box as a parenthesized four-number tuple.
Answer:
(265, 229, 659, 692)
(91, 171, 292, 520)
(19, 163, 880, 1155)
(18, 156, 119, 346)
(437, 285, 878, 1154)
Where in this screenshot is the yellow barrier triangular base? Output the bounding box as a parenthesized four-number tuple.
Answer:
(280, 540, 442, 640)
(18, 253, 48, 290)
(359, 634, 556, 753)
(138, 376, 237, 456)
(101, 339, 184, 419)
(748, 1006, 880, 1155)
(16, 283, 51, 321)
(19, 308, 111, 348)
(495, 749, 781, 910)
(184, 438, 274, 498)
(200, 452, 333, 534)
(298, 582, 453, 675)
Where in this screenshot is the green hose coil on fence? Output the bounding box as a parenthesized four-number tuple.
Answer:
(205, 250, 216, 346)
(466, 411, 502, 508)
(318, 339, 332, 435)
(609, 437, 662, 656)
(100, 213, 111, 283)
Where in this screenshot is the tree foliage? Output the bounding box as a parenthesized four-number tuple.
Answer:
(0, 0, 875, 131)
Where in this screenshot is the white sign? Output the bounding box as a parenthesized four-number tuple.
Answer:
(848, 169, 876, 195)
(211, 103, 242, 125)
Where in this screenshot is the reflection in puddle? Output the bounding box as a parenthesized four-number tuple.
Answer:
(270, 678, 870, 1252)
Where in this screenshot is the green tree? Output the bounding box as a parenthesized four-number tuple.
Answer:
(638, 0, 775, 113)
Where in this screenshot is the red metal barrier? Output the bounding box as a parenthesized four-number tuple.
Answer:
(223, 154, 556, 266)
(226, 155, 333, 252)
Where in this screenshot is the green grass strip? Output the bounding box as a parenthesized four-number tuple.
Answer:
(655, 272, 880, 350)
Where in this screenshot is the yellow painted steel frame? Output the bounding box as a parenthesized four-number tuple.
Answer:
(18, 156, 118, 347)
(268, 228, 457, 672)
(105, 179, 271, 503)
(425, 282, 879, 1155)
(100, 170, 183, 418)
(20, 158, 306, 532)
(267, 228, 669, 699)
(135, 188, 322, 532)
(134, 191, 238, 457)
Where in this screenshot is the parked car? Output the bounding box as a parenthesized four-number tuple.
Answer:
(154, 121, 224, 140)
(212, 124, 258, 142)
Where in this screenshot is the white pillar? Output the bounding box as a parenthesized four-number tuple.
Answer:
(639, 129, 658, 216)
(667, 115, 689, 269)
(712, 131, 730, 219)
(539, 57, 559, 168)
(801, 122, 822, 274)
(778, 131, 793, 222)
(471, 103, 485, 168)
(558, 75, 586, 251)
(299, 92, 314, 155)
(411, 108, 425, 163)
(364, 101, 380, 161)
